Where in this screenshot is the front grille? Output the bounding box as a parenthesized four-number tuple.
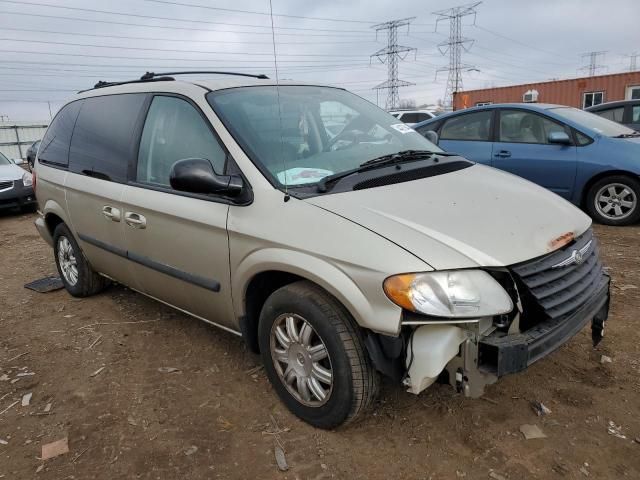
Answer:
(510, 229, 607, 329)
(0, 180, 13, 191)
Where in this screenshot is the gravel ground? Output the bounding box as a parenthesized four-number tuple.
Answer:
(1, 211, 639, 480)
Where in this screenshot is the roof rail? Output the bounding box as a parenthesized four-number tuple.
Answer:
(78, 70, 269, 94)
(140, 71, 269, 80)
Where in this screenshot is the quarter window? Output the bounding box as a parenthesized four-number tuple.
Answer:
(38, 101, 82, 167)
(137, 96, 226, 187)
(595, 106, 624, 123)
(440, 110, 492, 141)
(69, 94, 147, 182)
(498, 110, 568, 144)
(583, 91, 604, 109)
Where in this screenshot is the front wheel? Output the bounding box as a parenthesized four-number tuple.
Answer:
(258, 281, 379, 429)
(585, 175, 640, 226)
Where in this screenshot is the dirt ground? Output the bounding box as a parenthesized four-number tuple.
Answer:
(1, 211, 639, 480)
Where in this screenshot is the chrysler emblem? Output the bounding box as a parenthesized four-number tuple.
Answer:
(552, 240, 592, 268)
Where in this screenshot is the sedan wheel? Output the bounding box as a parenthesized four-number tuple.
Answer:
(594, 183, 637, 221)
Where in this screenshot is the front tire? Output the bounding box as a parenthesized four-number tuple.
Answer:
(586, 175, 640, 226)
(53, 223, 109, 297)
(258, 281, 379, 429)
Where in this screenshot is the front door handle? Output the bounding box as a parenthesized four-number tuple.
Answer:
(494, 150, 512, 158)
(124, 212, 147, 229)
(102, 205, 121, 222)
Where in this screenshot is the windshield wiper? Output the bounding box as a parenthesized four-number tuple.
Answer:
(316, 149, 454, 193)
(612, 132, 640, 138)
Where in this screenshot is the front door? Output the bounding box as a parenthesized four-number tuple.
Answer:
(492, 109, 577, 200)
(121, 95, 236, 331)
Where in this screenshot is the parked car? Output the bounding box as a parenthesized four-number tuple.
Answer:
(586, 99, 640, 131)
(26, 140, 41, 172)
(34, 75, 609, 428)
(414, 103, 640, 226)
(0, 151, 36, 211)
(388, 109, 435, 126)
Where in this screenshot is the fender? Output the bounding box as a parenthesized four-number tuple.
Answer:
(35, 198, 72, 247)
(233, 247, 403, 336)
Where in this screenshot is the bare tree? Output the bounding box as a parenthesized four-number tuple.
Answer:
(398, 98, 417, 109)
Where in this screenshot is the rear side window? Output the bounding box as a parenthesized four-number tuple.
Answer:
(632, 105, 640, 123)
(38, 101, 82, 167)
(596, 107, 624, 123)
(69, 94, 147, 182)
(136, 96, 227, 187)
(498, 110, 568, 144)
(440, 111, 492, 141)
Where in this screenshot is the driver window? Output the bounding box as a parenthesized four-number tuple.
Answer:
(137, 96, 226, 187)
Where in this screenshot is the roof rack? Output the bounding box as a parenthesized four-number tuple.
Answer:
(140, 71, 269, 80)
(79, 70, 269, 94)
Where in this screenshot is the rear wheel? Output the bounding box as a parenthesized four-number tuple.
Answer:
(586, 175, 640, 226)
(53, 223, 109, 297)
(258, 281, 379, 429)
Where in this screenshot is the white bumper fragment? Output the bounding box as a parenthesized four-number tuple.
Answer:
(405, 324, 468, 395)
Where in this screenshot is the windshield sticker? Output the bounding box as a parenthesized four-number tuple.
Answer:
(390, 123, 416, 134)
(276, 168, 334, 185)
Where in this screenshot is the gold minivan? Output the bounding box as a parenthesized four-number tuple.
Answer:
(34, 73, 610, 428)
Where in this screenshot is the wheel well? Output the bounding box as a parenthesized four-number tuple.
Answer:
(44, 213, 64, 237)
(241, 271, 305, 353)
(581, 170, 639, 208)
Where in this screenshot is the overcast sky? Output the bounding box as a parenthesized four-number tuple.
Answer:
(0, 0, 638, 122)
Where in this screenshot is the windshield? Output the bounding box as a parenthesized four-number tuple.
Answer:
(549, 107, 637, 137)
(0, 152, 11, 166)
(207, 86, 441, 187)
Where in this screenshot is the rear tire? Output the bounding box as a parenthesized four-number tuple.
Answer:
(53, 223, 109, 297)
(585, 175, 640, 226)
(258, 281, 379, 429)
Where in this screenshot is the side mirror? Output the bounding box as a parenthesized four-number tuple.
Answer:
(547, 131, 571, 145)
(425, 130, 439, 145)
(169, 158, 243, 196)
(12, 158, 25, 165)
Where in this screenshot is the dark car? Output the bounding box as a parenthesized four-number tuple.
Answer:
(586, 100, 640, 131)
(0, 151, 36, 212)
(413, 103, 640, 226)
(26, 140, 41, 172)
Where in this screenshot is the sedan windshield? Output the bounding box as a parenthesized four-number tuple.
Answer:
(549, 107, 637, 137)
(0, 152, 12, 166)
(207, 86, 441, 187)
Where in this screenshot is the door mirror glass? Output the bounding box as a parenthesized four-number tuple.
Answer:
(170, 158, 243, 196)
(547, 131, 572, 145)
(424, 130, 439, 145)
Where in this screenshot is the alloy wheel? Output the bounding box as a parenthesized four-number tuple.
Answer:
(594, 183, 637, 221)
(57, 236, 79, 286)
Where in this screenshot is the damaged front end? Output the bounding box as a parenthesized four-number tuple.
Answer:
(369, 228, 610, 398)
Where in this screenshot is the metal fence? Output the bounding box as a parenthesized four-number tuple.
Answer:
(0, 122, 48, 160)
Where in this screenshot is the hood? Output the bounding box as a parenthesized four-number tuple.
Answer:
(0, 163, 26, 182)
(307, 164, 591, 270)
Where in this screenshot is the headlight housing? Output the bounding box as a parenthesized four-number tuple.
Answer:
(383, 270, 513, 318)
(22, 171, 33, 187)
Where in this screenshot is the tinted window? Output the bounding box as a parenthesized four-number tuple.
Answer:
(596, 107, 624, 123)
(38, 101, 81, 166)
(632, 105, 640, 123)
(69, 94, 146, 182)
(499, 110, 568, 144)
(137, 96, 226, 187)
(575, 131, 593, 146)
(440, 111, 492, 141)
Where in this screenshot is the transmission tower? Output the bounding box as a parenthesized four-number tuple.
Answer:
(434, 2, 481, 108)
(579, 51, 607, 76)
(624, 52, 638, 72)
(370, 17, 417, 110)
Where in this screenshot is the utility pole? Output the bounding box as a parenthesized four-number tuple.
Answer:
(370, 17, 417, 110)
(579, 51, 607, 76)
(433, 2, 481, 109)
(624, 52, 638, 72)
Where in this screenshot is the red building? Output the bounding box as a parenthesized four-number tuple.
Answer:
(453, 71, 640, 110)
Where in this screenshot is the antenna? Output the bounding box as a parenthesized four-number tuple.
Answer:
(268, 0, 288, 201)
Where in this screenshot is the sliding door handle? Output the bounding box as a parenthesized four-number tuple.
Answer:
(124, 212, 147, 229)
(102, 205, 121, 222)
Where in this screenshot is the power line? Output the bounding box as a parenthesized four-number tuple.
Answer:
(579, 51, 607, 76)
(0, 0, 372, 33)
(472, 24, 574, 61)
(623, 52, 638, 72)
(0, 10, 373, 37)
(370, 18, 417, 110)
(434, 2, 481, 108)
(142, 0, 379, 24)
(0, 26, 379, 45)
